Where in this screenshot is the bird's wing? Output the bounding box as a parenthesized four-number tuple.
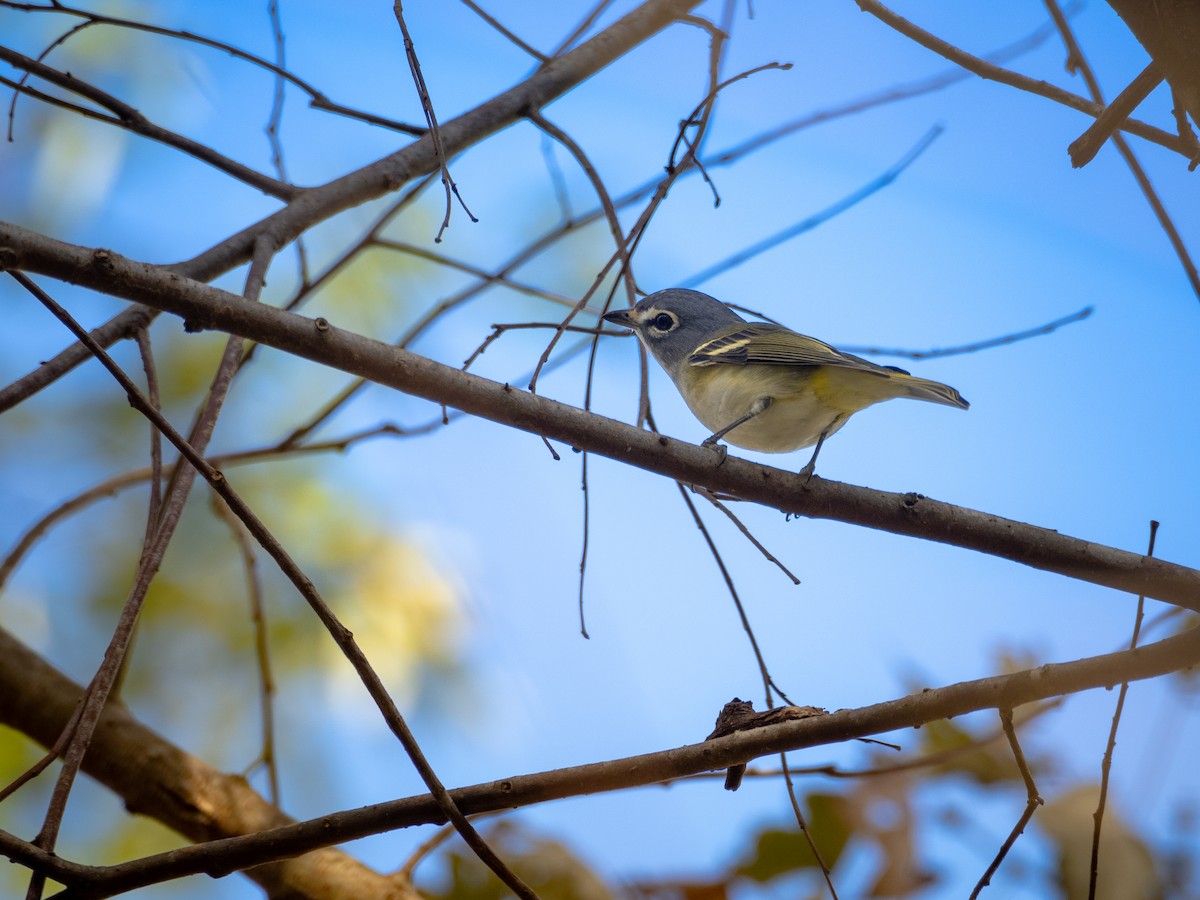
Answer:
(688, 323, 900, 375)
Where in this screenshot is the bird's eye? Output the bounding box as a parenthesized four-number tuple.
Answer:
(653, 313, 675, 331)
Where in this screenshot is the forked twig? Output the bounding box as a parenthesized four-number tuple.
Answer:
(970, 709, 1043, 898)
(394, 1, 477, 242)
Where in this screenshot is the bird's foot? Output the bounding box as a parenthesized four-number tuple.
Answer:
(700, 437, 728, 467)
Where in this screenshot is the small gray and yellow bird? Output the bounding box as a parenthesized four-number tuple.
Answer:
(602, 288, 968, 478)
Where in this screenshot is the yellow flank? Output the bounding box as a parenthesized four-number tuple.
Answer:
(679, 363, 909, 454)
(807, 366, 905, 412)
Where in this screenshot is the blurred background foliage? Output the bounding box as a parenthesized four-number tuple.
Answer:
(2, 1, 1200, 898)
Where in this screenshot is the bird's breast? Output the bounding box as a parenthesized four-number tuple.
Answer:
(678, 364, 845, 453)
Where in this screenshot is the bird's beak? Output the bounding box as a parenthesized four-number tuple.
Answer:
(601, 309, 634, 328)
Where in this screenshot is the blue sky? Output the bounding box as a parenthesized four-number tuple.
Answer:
(2, 1, 1199, 896)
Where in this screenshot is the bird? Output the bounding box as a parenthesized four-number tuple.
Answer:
(601, 288, 968, 479)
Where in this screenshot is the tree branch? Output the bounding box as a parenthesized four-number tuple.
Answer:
(854, 0, 1190, 159)
(3, 622, 1196, 897)
(0, 0, 703, 411)
(0, 628, 409, 899)
(2, 221, 1198, 612)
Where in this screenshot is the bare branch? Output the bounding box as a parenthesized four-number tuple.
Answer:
(970, 710, 1044, 898)
(460, 0, 548, 61)
(0, 45, 298, 198)
(1043, 0, 1200, 300)
(0, 0, 426, 135)
(1090, 520, 1159, 898)
(680, 125, 941, 288)
(0, 628, 406, 898)
(1068, 63, 1162, 167)
(12, 268, 538, 900)
(5, 226, 1197, 611)
(7, 622, 1195, 897)
(853, 0, 1191, 158)
(841, 306, 1093, 361)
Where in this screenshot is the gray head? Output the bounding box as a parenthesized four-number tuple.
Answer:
(602, 289, 746, 376)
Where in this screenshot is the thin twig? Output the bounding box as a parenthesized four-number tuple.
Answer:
(540, 133, 574, 223)
(527, 110, 637, 393)
(577, 450, 590, 638)
(459, 0, 547, 61)
(970, 709, 1043, 898)
(211, 494, 280, 806)
(841, 305, 1093, 361)
(133, 328, 162, 547)
(681, 125, 941, 288)
(394, 1, 476, 242)
(673, 479, 792, 707)
(695, 487, 801, 585)
(0, 0, 425, 135)
(372, 238, 578, 308)
(0, 46, 296, 198)
(1089, 520, 1158, 900)
(264, 0, 310, 287)
(11, 270, 534, 900)
(781, 755, 839, 899)
(464, 322, 616, 371)
(549, 0, 619, 57)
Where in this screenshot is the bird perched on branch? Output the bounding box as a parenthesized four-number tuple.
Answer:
(602, 288, 968, 479)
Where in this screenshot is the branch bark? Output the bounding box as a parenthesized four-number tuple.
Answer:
(0, 628, 412, 900)
(1105, 0, 1200, 131)
(2, 222, 1198, 613)
(0, 0, 703, 411)
(4, 620, 1197, 898)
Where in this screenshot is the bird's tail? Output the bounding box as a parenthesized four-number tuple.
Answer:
(893, 371, 969, 409)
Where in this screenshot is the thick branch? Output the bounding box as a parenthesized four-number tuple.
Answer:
(0, 0, 702, 409)
(2, 222, 1198, 612)
(1105, 0, 1200, 130)
(854, 0, 1190, 158)
(4, 623, 1197, 897)
(0, 629, 411, 899)
(174, 0, 702, 282)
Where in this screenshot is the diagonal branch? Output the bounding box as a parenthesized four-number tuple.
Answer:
(0, 44, 298, 198)
(0, 627, 410, 899)
(4, 621, 1197, 897)
(0, 0, 703, 413)
(853, 0, 1191, 159)
(2, 222, 1199, 611)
